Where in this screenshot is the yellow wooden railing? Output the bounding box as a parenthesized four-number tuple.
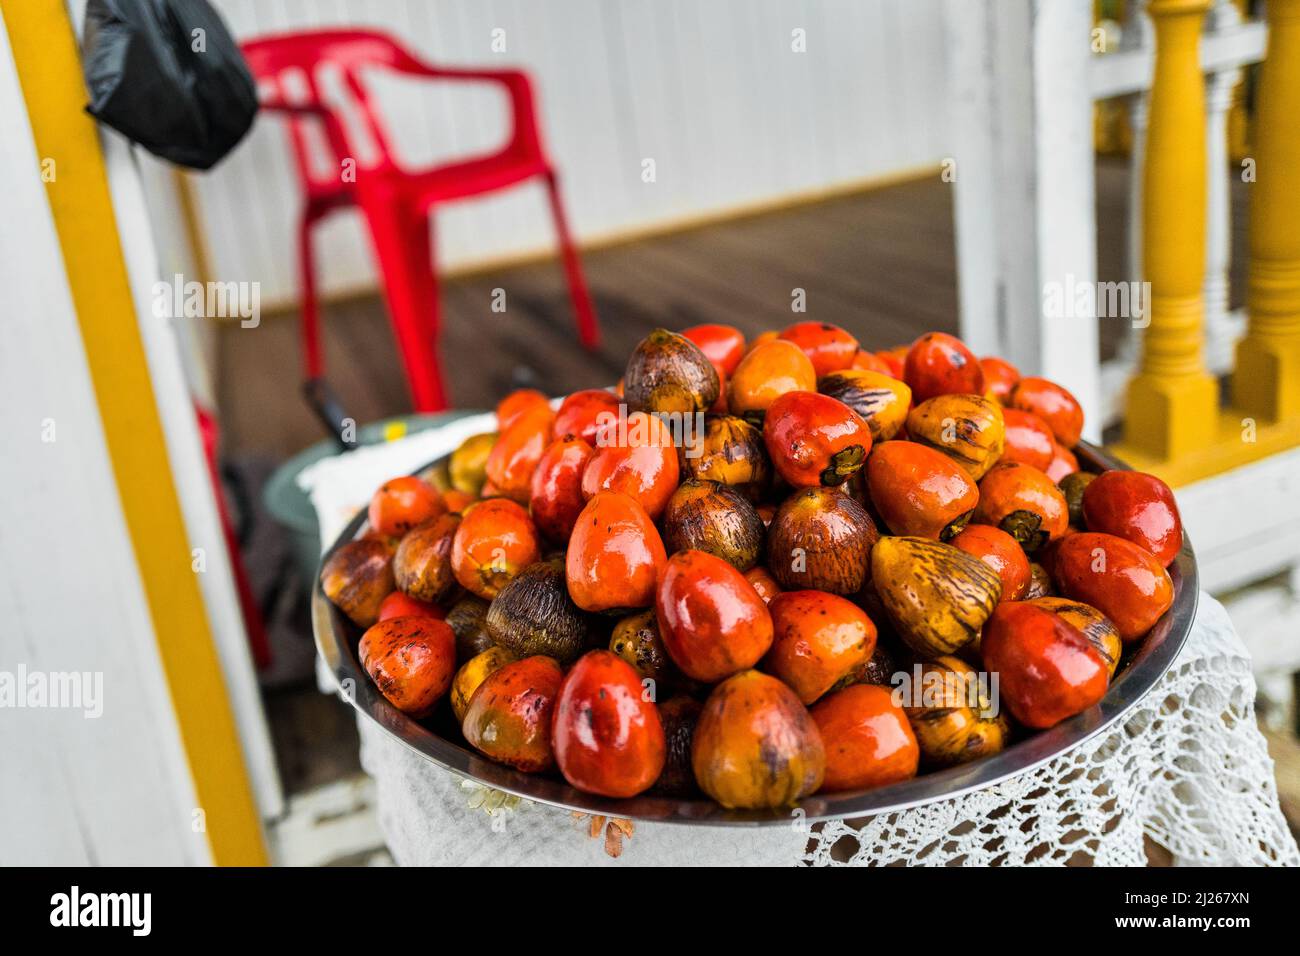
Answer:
(1112, 0, 1300, 485)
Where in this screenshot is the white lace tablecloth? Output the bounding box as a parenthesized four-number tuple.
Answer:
(301, 416, 1300, 867)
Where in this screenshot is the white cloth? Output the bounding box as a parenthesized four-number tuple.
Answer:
(302, 420, 1300, 867)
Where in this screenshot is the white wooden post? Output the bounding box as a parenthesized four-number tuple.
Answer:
(1203, 0, 1246, 371)
(945, 0, 1101, 440)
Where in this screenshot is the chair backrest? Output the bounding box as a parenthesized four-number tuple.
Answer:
(242, 30, 418, 198)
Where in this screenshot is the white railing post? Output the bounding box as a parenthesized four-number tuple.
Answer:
(1203, 0, 1246, 370)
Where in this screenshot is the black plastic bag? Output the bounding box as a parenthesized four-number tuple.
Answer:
(82, 0, 257, 170)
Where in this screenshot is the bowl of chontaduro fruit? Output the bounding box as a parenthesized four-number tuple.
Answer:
(313, 324, 1197, 824)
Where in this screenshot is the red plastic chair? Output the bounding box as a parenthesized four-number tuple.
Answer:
(242, 29, 600, 414)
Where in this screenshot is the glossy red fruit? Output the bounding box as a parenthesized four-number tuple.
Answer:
(950, 524, 1031, 601)
(980, 356, 1020, 404)
(552, 389, 622, 446)
(764, 590, 877, 704)
(656, 549, 774, 683)
(1000, 408, 1056, 471)
(485, 402, 556, 503)
(552, 650, 667, 798)
(778, 321, 860, 377)
(763, 391, 872, 488)
(582, 411, 679, 520)
(1045, 443, 1080, 483)
(359, 616, 456, 718)
(495, 388, 551, 431)
(529, 435, 595, 544)
(1010, 377, 1084, 448)
(377, 590, 445, 622)
(1051, 532, 1174, 641)
(368, 476, 445, 537)
(849, 349, 892, 375)
(981, 601, 1109, 729)
(462, 656, 563, 772)
(865, 440, 978, 540)
(566, 492, 667, 612)
(903, 332, 984, 403)
(682, 323, 747, 377)
(1081, 470, 1183, 567)
(811, 684, 919, 792)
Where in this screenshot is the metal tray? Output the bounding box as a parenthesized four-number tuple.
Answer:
(313, 440, 1197, 825)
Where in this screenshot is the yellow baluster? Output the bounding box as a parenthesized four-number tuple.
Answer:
(1234, 0, 1300, 422)
(1120, 0, 1219, 462)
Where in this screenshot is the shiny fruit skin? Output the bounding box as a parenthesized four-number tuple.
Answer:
(1051, 532, 1174, 641)
(982, 601, 1109, 729)
(609, 609, 679, 687)
(679, 414, 771, 500)
(866, 440, 978, 540)
(950, 523, 1031, 601)
(656, 549, 775, 682)
(320, 537, 395, 628)
(980, 356, 1020, 404)
(445, 595, 494, 663)
(378, 590, 445, 622)
(552, 650, 667, 798)
(692, 670, 825, 809)
(811, 684, 919, 792)
(496, 388, 550, 432)
(974, 461, 1069, 551)
(485, 557, 588, 664)
(767, 487, 878, 594)
(552, 389, 622, 446)
(682, 323, 746, 377)
(728, 339, 817, 421)
(485, 402, 555, 503)
(462, 655, 563, 773)
(763, 390, 872, 488)
(660, 479, 765, 571)
(529, 435, 595, 544)
(582, 411, 680, 520)
(1028, 596, 1123, 678)
(449, 432, 496, 496)
(905, 393, 1006, 480)
(764, 591, 877, 704)
(450, 498, 542, 600)
(903, 656, 1010, 768)
(1010, 376, 1084, 447)
(450, 646, 516, 723)
(359, 616, 456, 718)
(1081, 470, 1183, 567)
(393, 513, 461, 603)
(1045, 443, 1080, 483)
(778, 321, 860, 376)
(1000, 408, 1057, 471)
(871, 536, 1002, 657)
(903, 332, 984, 404)
(876, 346, 908, 379)
(368, 475, 445, 537)
(817, 369, 912, 442)
(566, 492, 667, 612)
(744, 566, 783, 604)
(850, 349, 892, 375)
(623, 328, 720, 414)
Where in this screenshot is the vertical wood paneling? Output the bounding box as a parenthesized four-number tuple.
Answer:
(193, 0, 951, 304)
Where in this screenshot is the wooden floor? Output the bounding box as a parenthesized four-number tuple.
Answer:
(218, 158, 1250, 460)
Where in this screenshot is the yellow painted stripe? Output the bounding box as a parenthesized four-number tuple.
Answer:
(3, 0, 268, 865)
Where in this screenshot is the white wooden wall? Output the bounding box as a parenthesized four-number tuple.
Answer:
(0, 19, 207, 865)
(187, 0, 952, 305)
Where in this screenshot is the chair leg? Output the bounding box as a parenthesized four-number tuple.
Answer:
(364, 201, 447, 412)
(544, 170, 601, 350)
(298, 214, 324, 382)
